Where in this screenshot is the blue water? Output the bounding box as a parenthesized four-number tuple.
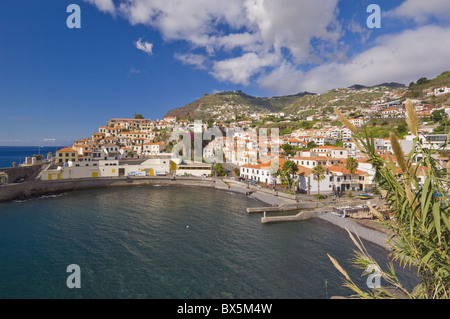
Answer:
(0, 186, 419, 299)
(0, 146, 61, 168)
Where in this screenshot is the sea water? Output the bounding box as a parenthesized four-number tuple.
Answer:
(0, 146, 59, 168)
(0, 185, 419, 299)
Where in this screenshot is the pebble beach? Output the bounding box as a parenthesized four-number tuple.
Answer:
(230, 181, 394, 251)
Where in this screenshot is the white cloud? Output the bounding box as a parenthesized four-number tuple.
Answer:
(386, 0, 450, 24)
(129, 67, 143, 75)
(84, 0, 450, 96)
(212, 52, 279, 86)
(134, 38, 153, 55)
(257, 62, 304, 95)
(174, 53, 208, 70)
(115, 0, 343, 86)
(286, 25, 450, 93)
(347, 19, 372, 44)
(82, 0, 115, 14)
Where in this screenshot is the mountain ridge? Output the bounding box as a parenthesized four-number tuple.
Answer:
(164, 73, 450, 121)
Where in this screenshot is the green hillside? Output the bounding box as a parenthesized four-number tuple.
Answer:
(165, 90, 313, 120)
(164, 72, 450, 121)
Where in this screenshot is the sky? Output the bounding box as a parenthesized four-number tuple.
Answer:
(1, 0, 450, 146)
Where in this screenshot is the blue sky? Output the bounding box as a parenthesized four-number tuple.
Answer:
(1, 0, 449, 146)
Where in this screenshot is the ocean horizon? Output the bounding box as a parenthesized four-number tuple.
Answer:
(0, 146, 65, 169)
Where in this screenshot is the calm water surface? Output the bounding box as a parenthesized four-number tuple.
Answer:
(0, 186, 419, 298)
(0, 146, 58, 168)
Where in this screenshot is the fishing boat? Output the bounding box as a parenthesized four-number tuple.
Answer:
(358, 194, 373, 200)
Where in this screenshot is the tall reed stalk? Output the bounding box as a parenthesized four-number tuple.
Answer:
(329, 103, 450, 298)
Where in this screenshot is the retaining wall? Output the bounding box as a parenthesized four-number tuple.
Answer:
(0, 164, 44, 183)
(0, 176, 215, 203)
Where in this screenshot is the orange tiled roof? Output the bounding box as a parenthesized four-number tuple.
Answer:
(56, 148, 77, 153)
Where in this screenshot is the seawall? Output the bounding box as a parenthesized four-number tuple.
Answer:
(0, 176, 215, 203)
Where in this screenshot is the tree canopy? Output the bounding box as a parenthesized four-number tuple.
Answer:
(280, 160, 299, 191)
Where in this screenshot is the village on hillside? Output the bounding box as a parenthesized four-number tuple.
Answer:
(19, 85, 450, 196)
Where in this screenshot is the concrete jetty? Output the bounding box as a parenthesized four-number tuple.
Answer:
(246, 203, 312, 213)
(261, 211, 317, 224)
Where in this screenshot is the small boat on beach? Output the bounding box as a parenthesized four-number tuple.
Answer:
(358, 194, 373, 200)
(331, 206, 351, 218)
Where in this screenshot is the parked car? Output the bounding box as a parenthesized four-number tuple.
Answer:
(14, 178, 24, 183)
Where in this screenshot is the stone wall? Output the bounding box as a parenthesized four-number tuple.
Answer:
(0, 176, 215, 203)
(0, 164, 44, 183)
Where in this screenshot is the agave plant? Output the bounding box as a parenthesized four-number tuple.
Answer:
(330, 103, 450, 299)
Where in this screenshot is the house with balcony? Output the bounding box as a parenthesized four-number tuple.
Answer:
(143, 142, 166, 155)
(101, 143, 121, 160)
(327, 164, 370, 192)
(290, 156, 342, 169)
(311, 146, 348, 158)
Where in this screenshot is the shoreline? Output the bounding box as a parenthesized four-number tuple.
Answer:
(0, 175, 392, 250)
(223, 182, 393, 251)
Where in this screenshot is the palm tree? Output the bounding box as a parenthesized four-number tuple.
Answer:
(345, 156, 358, 192)
(281, 160, 299, 191)
(312, 165, 326, 195)
(271, 168, 281, 190)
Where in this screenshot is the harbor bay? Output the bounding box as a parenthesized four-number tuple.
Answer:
(0, 185, 419, 299)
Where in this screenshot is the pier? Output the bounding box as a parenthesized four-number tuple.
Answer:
(261, 211, 318, 224)
(246, 203, 313, 213)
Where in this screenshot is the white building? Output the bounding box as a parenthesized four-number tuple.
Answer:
(433, 86, 450, 96)
(240, 157, 284, 184)
(290, 156, 343, 169)
(176, 163, 213, 177)
(311, 146, 348, 159)
(143, 142, 165, 155)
